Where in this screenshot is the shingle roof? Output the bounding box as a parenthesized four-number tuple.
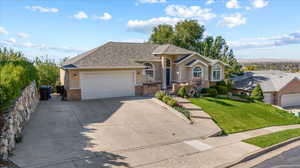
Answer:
(232, 71, 300, 92)
(63, 41, 223, 69)
(151, 44, 193, 55)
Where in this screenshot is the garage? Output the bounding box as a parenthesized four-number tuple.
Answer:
(263, 93, 273, 104)
(281, 94, 300, 107)
(80, 71, 135, 100)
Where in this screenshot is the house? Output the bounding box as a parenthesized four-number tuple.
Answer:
(60, 42, 226, 100)
(232, 70, 300, 107)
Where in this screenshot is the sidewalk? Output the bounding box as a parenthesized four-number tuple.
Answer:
(134, 124, 300, 168)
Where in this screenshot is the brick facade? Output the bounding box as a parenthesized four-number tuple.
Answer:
(135, 83, 162, 96)
(67, 89, 81, 100)
(276, 79, 300, 106)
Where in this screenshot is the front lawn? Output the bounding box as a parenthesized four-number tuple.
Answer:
(189, 97, 300, 134)
(243, 128, 300, 148)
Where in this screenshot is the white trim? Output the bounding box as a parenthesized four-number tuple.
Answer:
(143, 62, 155, 82)
(211, 64, 222, 81)
(175, 53, 210, 66)
(192, 66, 204, 79)
(186, 59, 208, 67)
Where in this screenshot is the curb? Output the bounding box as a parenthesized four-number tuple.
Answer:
(151, 98, 193, 124)
(219, 136, 300, 168)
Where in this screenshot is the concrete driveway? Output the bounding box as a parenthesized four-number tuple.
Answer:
(10, 96, 215, 168)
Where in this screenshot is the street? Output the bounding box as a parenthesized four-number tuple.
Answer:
(253, 145, 300, 168)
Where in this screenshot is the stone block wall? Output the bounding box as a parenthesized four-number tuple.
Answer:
(0, 81, 39, 160)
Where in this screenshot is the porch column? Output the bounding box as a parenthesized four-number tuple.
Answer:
(162, 56, 166, 90)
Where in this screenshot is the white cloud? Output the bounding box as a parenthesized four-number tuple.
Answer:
(165, 5, 216, 21)
(95, 12, 112, 20)
(73, 11, 88, 20)
(252, 0, 269, 8)
(245, 6, 252, 10)
(218, 13, 246, 28)
(120, 38, 146, 43)
(206, 0, 215, 5)
(138, 0, 166, 4)
(0, 39, 84, 53)
(127, 17, 183, 33)
(0, 26, 8, 35)
(226, 0, 241, 9)
(5, 38, 16, 44)
(25, 6, 59, 13)
(228, 31, 300, 49)
(17, 33, 29, 39)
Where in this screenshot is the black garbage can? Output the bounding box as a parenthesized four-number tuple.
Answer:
(40, 85, 50, 100)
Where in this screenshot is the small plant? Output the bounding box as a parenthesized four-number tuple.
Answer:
(251, 84, 264, 101)
(177, 86, 188, 98)
(162, 95, 172, 104)
(216, 85, 228, 95)
(167, 98, 178, 107)
(208, 88, 218, 97)
(201, 88, 209, 94)
(174, 105, 191, 120)
(155, 90, 166, 100)
(216, 80, 226, 86)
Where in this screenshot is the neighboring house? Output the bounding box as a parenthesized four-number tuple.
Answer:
(232, 70, 300, 107)
(60, 42, 226, 100)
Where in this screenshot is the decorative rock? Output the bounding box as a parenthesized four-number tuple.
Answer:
(0, 81, 39, 160)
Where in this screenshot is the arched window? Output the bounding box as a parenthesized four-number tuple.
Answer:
(166, 58, 171, 68)
(193, 67, 202, 78)
(212, 65, 221, 81)
(144, 63, 154, 80)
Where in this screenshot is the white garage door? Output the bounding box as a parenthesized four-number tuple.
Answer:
(80, 71, 135, 100)
(281, 94, 300, 107)
(263, 93, 272, 104)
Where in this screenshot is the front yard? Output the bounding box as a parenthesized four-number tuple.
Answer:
(189, 97, 300, 134)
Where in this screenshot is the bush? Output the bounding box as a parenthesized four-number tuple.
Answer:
(167, 98, 177, 107)
(162, 95, 172, 104)
(155, 90, 166, 100)
(216, 80, 226, 86)
(0, 48, 38, 111)
(251, 84, 264, 101)
(174, 105, 191, 120)
(216, 85, 228, 95)
(177, 86, 188, 98)
(208, 88, 218, 97)
(201, 88, 210, 94)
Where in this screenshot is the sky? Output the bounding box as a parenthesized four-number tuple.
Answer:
(0, 0, 300, 62)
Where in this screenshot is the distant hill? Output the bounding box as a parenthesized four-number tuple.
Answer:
(239, 58, 300, 72)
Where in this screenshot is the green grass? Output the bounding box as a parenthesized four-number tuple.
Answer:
(189, 97, 300, 134)
(243, 128, 300, 148)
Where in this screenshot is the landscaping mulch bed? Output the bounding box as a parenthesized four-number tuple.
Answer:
(0, 160, 20, 168)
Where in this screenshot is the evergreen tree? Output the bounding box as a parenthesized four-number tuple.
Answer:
(251, 84, 264, 101)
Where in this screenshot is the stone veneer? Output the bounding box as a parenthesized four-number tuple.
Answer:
(0, 81, 39, 160)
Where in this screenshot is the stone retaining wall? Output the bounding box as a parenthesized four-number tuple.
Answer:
(0, 81, 39, 160)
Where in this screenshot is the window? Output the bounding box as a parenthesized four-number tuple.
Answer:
(144, 63, 154, 80)
(193, 67, 202, 78)
(166, 58, 171, 68)
(212, 65, 221, 81)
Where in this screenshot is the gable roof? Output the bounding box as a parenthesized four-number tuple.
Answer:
(152, 44, 193, 55)
(63, 41, 224, 69)
(232, 71, 300, 92)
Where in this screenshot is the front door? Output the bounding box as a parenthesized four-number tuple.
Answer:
(166, 68, 171, 86)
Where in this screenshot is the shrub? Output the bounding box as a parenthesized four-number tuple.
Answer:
(174, 105, 191, 120)
(167, 99, 178, 107)
(251, 84, 264, 101)
(216, 80, 226, 86)
(177, 86, 188, 98)
(208, 88, 218, 97)
(155, 90, 166, 100)
(201, 88, 209, 94)
(162, 95, 172, 104)
(216, 85, 228, 95)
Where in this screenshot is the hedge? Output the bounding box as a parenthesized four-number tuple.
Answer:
(0, 48, 38, 111)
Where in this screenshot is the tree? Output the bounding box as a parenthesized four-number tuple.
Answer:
(251, 84, 264, 101)
(34, 56, 59, 88)
(150, 24, 174, 45)
(148, 20, 241, 77)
